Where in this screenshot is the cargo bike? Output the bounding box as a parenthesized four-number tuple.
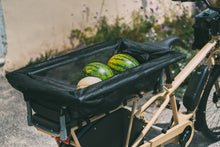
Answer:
(6, 0, 220, 146)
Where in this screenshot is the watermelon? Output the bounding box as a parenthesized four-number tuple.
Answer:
(107, 54, 139, 74)
(82, 62, 114, 80)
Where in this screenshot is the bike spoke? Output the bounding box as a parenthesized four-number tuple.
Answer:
(206, 82, 220, 134)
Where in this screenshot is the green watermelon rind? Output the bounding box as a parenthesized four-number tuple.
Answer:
(82, 62, 114, 80)
(107, 54, 139, 74)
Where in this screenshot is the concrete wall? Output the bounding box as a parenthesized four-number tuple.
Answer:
(1, 0, 143, 72)
(1, 0, 192, 72)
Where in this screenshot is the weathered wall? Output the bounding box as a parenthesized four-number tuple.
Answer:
(1, 0, 142, 72)
(1, 0, 192, 72)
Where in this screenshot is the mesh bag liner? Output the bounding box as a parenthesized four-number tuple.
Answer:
(6, 37, 185, 120)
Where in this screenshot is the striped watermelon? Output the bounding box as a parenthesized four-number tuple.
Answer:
(82, 62, 114, 80)
(107, 54, 139, 74)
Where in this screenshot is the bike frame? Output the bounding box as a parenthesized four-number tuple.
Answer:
(35, 35, 220, 147)
(131, 35, 220, 147)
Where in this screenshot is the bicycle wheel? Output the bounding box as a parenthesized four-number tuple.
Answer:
(196, 65, 220, 141)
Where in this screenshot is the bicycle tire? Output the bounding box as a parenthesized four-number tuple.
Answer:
(196, 65, 220, 141)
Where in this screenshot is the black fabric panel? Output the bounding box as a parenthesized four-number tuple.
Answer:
(77, 108, 144, 147)
(32, 114, 60, 132)
(14, 38, 120, 74)
(6, 37, 185, 120)
(118, 37, 179, 63)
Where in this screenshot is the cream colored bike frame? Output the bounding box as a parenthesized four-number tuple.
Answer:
(35, 36, 220, 147)
(131, 36, 220, 147)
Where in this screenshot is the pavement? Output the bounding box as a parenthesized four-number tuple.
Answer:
(0, 75, 220, 147)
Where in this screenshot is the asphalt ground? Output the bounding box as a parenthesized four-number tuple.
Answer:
(0, 76, 219, 147)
